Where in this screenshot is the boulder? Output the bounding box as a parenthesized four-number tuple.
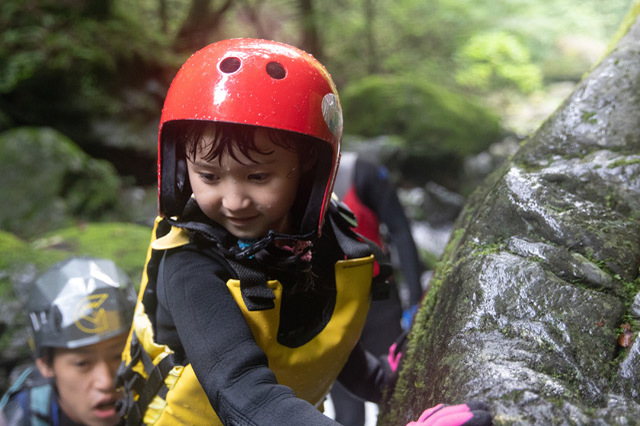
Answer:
(380, 8, 640, 426)
(0, 127, 122, 239)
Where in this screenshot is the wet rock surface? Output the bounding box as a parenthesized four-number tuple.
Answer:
(380, 13, 640, 426)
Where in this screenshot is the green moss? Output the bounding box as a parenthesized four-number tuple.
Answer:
(341, 75, 503, 157)
(603, 0, 640, 58)
(580, 111, 598, 124)
(419, 248, 441, 271)
(470, 238, 506, 256)
(0, 231, 31, 270)
(607, 157, 640, 169)
(30, 222, 152, 288)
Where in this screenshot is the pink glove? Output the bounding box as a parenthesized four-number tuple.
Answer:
(388, 342, 402, 373)
(406, 402, 492, 426)
(387, 329, 408, 374)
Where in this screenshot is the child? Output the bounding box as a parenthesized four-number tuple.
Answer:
(116, 38, 491, 426)
(0, 257, 137, 426)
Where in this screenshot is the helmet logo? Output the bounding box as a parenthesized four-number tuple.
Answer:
(74, 294, 110, 334)
(322, 94, 343, 137)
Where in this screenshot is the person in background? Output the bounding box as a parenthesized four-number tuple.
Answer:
(331, 151, 425, 425)
(115, 38, 492, 426)
(0, 257, 137, 426)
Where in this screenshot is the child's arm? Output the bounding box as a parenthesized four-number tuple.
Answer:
(160, 248, 338, 425)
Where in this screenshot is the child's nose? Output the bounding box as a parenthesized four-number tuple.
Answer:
(222, 187, 251, 211)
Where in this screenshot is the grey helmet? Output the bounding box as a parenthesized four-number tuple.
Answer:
(27, 257, 137, 356)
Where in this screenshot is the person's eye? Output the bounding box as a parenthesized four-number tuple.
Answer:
(73, 359, 90, 369)
(199, 173, 218, 183)
(249, 173, 269, 182)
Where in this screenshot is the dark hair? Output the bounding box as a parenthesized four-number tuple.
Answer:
(181, 121, 319, 166)
(37, 347, 55, 366)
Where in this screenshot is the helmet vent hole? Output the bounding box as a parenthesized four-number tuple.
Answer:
(266, 62, 286, 79)
(219, 57, 241, 73)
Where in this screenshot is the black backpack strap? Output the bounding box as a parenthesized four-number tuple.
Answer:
(225, 257, 275, 311)
(329, 199, 392, 301)
(167, 209, 275, 312)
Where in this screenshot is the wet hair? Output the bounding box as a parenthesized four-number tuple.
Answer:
(181, 121, 319, 166)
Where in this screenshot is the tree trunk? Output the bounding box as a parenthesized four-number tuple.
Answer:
(174, 0, 234, 53)
(298, 0, 322, 61)
(364, 0, 378, 74)
(379, 7, 640, 425)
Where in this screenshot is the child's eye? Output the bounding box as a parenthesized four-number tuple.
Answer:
(199, 173, 218, 183)
(249, 173, 269, 182)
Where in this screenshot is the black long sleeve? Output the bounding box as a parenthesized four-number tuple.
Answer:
(155, 246, 341, 425)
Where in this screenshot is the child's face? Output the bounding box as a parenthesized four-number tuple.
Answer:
(187, 127, 302, 239)
(35, 332, 128, 426)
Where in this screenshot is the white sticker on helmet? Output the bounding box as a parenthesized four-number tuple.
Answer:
(322, 93, 343, 137)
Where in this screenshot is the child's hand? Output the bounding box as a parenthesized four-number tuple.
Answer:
(406, 402, 492, 426)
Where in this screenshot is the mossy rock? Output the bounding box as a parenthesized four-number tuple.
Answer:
(341, 75, 503, 158)
(31, 222, 152, 287)
(0, 127, 122, 239)
(380, 5, 640, 425)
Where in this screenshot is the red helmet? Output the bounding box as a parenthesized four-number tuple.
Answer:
(158, 38, 343, 236)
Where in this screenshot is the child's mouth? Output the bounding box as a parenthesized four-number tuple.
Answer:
(227, 215, 258, 226)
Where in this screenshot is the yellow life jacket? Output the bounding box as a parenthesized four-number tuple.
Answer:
(117, 212, 381, 425)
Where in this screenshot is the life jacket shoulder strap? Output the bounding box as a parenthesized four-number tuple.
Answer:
(116, 332, 181, 426)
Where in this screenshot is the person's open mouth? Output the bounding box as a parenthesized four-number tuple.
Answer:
(93, 398, 118, 419)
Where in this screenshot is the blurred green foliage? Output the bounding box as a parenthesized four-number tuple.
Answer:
(454, 31, 542, 94)
(341, 75, 502, 156)
(318, 0, 631, 88)
(0, 0, 176, 149)
(0, 0, 632, 152)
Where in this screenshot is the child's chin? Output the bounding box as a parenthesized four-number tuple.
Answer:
(229, 228, 263, 240)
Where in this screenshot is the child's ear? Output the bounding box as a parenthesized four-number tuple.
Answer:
(35, 357, 55, 378)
